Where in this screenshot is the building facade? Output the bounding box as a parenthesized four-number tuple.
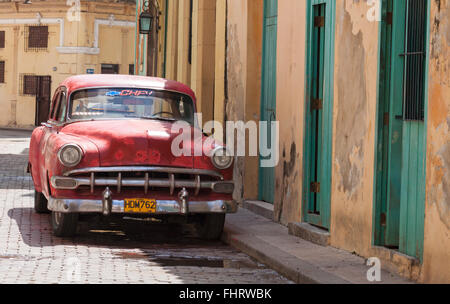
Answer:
(136, 0, 449, 283)
(0, 0, 136, 128)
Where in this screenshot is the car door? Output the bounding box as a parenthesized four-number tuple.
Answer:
(37, 88, 62, 196)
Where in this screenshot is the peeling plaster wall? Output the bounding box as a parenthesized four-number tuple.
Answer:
(226, 0, 263, 202)
(422, 0, 450, 284)
(329, 0, 379, 257)
(274, 0, 306, 224)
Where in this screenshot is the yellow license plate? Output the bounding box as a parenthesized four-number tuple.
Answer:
(124, 199, 157, 213)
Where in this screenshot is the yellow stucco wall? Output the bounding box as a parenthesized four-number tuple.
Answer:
(330, 0, 379, 258)
(0, 0, 136, 128)
(226, 0, 263, 202)
(422, 0, 450, 284)
(272, 0, 449, 283)
(273, 0, 306, 224)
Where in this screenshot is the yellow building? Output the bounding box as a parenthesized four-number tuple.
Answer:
(135, 0, 226, 128)
(224, 0, 449, 284)
(0, 0, 136, 128)
(139, 0, 449, 283)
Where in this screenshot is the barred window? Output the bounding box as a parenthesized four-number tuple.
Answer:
(0, 31, 5, 48)
(0, 61, 5, 83)
(101, 64, 119, 74)
(402, 0, 427, 121)
(26, 26, 48, 51)
(20, 74, 38, 95)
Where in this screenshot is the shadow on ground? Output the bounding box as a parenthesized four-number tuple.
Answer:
(7, 207, 225, 250)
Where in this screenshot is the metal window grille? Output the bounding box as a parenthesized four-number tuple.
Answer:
(402, 0, 427, 121)
(20, 74, 38, 96)
(25, 25, 48, 52)
(0, 61, 5, 83)
(0, 31, 5, 48)
(101, 64, 119, 74)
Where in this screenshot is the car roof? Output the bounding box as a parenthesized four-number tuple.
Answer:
(60, 74, 196, 101)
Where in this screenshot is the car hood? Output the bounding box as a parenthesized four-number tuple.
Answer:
(60, 119, 195, 168)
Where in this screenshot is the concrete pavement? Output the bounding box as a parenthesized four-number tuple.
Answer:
(222, 208, 413, 284)
(0, 129, 292, 284)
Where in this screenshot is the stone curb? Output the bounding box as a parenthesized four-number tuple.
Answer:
(221, 223, 351, 284)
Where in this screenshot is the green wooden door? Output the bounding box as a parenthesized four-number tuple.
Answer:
(303, 0, 335, 229)
(258, 0, 278, 204)
(374, 0, 428, 260)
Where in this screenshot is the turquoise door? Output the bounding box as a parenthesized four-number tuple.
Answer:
(374, 0, 428, 260)
(303, 0, 335, 230)
(258, 0, 278, 204)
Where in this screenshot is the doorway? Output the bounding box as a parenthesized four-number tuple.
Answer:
(258, 0, 278, 204)
(374, 0, 428, 259)
(303, 0, 335, 230)
(34, 76, 51, 126)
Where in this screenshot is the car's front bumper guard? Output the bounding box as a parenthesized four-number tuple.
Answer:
(47, 194, 238, 215)
(50, 175, 235, 195)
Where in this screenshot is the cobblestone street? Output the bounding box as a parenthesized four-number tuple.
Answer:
(0, 129, 291, 284)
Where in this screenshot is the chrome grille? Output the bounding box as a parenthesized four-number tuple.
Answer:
(52, 166, 233, 195)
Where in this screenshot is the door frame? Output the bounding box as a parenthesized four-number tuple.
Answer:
(258, 0, 278, 204)
(302, 0, 335, 229)
(372, 0, 431, 261)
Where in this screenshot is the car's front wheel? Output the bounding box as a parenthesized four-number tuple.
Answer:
(34, 191, 50, 214)
(194, 214, 226, 240)
(51, 211, 78, 237)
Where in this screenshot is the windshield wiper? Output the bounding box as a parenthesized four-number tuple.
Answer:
(140, 116, 178, 122)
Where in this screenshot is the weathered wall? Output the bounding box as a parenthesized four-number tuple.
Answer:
(0, 0, 136, 128)
(273, 0, 306, 224)
(422, 0, 450, 284)
(329, 0, 379, 257)
(226, 0, 263, 202)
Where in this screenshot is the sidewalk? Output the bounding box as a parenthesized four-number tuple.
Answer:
(222, 207, 413, 284)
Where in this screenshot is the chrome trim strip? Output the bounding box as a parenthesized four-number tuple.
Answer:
(117, 172, 122, 194)
(144, 173, 149, 195)
(47, 197, 238, 214)
(195, 175, 201, 196)
(90, 172, 94, 194)
(169, 174, 175, 195)
(64, 166, 224, 180)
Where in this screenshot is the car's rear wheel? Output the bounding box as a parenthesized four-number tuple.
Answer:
(51, 211, 78, 237)
(34, 191, 50, 214)
(194, 214, 226, 240)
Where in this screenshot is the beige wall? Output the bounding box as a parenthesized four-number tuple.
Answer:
(273, 0, 306, 224)
(422, 0, 450, 284)
(270, 0, 449, 283)
(226, 0, 263, 202)
(330, 0, 379, 258)
(0, 0, 136, 128)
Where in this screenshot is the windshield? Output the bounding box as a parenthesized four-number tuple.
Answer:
(69, 88, 195, 125)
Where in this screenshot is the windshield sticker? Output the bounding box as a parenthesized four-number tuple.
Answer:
(106, 90, 154, 97)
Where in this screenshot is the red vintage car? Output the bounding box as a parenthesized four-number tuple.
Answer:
(28, 75, 236, 239)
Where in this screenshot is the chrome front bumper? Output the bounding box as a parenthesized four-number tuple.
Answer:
(48, 197, 238, 215)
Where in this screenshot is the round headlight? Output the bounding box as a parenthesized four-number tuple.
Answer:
(57, 144, 83, 168)
(211, 147, 233, 170)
